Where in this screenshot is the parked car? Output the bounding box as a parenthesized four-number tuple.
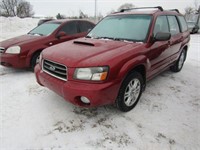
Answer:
(187, 21, 199, 34)
(35, 7, 190, 112)
(38, 18, 55, 26)
(186, 13, 200, 34)
(0, 19, 95, 69)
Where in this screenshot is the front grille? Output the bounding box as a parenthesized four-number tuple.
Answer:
(0, 47, 5, 53)
(42, 59, 67, 81)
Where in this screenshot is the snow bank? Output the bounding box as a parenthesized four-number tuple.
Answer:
(0, 17, 39, 41)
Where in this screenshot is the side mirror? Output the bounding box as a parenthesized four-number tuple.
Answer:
(154, 32, 171, 42)
(56, 31, 66, 39)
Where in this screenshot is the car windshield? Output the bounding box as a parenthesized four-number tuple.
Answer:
(28, 22, 61, 36)
(87, 15, 152, 42)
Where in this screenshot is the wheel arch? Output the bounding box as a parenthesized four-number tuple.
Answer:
(118, 57, 148, 92)
(26, 49, 44, 67)
(181, 45, 188, 61)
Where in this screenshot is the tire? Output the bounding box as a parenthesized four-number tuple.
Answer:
(170, 49, 186, 72)
(116, 71, 143, 112)
(30, 51, 41, 71)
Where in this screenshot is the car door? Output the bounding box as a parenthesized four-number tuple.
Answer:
(147, 15, 171, 78)
(167, 16, 182, 61)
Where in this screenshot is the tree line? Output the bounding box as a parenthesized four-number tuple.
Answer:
(0, 1, 199, 19)
(0, 0, 34, 18)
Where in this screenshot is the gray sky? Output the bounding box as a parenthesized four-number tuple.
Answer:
(27, 0, 200, 17)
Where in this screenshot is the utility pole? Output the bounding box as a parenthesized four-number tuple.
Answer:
(95, 0, 97, 23)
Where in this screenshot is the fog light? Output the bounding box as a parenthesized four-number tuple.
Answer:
(80, 96, 90, 104)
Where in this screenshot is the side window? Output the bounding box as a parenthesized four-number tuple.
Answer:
(153, 16, 169, 36)
(60, 21, 78, 35)
(167, 16, 180, 35)
(79, 21, 94, 33)
(177, 16, 188, 32)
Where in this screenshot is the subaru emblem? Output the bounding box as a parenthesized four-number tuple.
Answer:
(49, 65, 56, 71)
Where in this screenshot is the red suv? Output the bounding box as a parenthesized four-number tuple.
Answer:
(0, 19, 95, 69)
(35, 7, 190, 112)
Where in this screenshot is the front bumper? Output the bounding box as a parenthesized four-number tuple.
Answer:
(35, 64, 121, 107)
(0, 53, 26, 68)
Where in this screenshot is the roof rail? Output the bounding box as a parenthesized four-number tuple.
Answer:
(168, 9, 180, 13)
(120, 6, 164, 12)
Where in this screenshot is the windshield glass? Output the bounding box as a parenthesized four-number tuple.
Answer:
(28, 23, 61, 36)
(87, 15, 152, 42)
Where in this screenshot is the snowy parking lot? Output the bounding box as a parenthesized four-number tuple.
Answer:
(0, 17, 200, 150)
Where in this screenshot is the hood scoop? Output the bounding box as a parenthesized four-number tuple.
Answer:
(73, 41, 95, 46)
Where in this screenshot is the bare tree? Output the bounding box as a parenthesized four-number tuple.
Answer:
(194, 0, 199, 12)
(185, 6, 195, 14)
(0, 0, 18, 16)
(117, 3, 135, 12)
(17, 0, 34, 18)
(0, 0, 34, 17)
(56, 13, 66, 19)
(79, 10, 88, 19)
(185, 6, 195, 21)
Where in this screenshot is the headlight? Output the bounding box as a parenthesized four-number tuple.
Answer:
(5, 46, 21, 54)
(74, 67, 108, 81)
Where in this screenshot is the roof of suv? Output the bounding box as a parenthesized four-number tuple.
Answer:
(46, 19, 93, 24)
(110, 6, 182, 16)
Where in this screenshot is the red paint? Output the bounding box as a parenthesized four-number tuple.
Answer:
(35, 10, 190, 107)
(0, 19, 95, 68)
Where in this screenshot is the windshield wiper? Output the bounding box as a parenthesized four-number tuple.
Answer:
(95, 36, 115, 40)
(114, 38, 135, 43)
(28, 33, 44, 36)
(85, 35, 92, 38)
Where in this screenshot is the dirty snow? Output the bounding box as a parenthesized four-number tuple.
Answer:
(0, 17, 199, 150)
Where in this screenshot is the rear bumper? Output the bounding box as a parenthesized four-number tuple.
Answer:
(0, 53, 26, 68)
(35, 64, 121, 107)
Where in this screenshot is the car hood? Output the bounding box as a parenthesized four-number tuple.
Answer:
(43, 38, 142, 67)
(0, 34, 46, 49)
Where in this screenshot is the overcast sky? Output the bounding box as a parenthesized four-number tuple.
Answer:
(27, 0, 200, 17)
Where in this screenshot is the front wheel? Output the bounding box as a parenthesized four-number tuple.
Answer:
(170, 49, 186, 72)
(30, 51, 41, 71)
(116, 71, 143, 112)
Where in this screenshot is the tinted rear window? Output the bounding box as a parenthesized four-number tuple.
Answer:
(79, 21, 95, 32)
(60, 21, 78, 35)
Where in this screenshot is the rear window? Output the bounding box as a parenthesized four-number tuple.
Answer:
(79, 21, 95, 33)
(177, 16, 188, 32)
(60, 21, 78, 35)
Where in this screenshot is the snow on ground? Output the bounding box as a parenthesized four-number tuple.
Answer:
(0, 17, 200, 150)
